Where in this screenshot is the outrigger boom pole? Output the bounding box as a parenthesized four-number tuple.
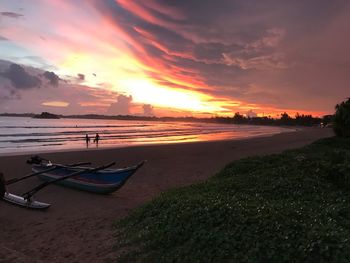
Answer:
(5, 162, 92, 185)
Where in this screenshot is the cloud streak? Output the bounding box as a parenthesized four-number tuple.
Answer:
(0, 11, 23, 19)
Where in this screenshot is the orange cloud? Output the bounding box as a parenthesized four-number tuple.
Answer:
(42, 101, 69, 107)
(116, 0, 182, 30)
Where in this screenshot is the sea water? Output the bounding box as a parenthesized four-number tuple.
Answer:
(0, 116, 292, 155)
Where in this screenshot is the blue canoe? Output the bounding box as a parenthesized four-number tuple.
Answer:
(32, 161, 145, 194)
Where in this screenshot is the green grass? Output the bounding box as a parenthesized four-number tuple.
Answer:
(114, 137, 350, 262)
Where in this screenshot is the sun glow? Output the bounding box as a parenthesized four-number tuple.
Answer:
(119, 78, 226, 113)
(57, 51, 229, 115)
(59, 52, 145, 85)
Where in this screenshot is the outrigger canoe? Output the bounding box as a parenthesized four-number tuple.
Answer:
(32, 161, 145, 194)
(1, 156, 145, 209)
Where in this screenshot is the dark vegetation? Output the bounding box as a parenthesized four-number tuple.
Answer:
(333, 98, 350, 137)
(214, 112, 331, 127)
(32, 112, 60, 119)
(114, 136, 350, 262)
(0, 111, 332, 127)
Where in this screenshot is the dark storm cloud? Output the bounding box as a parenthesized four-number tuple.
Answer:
(0, 63, 41, 89)
(43, 71, 60, 86)
(0, 11, 23, 19)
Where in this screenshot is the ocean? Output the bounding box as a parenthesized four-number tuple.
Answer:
(0, 116, 291, 155)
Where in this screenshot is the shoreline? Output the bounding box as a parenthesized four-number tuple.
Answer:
(0, 127, 333, 263)
(0, 126, 297, 157)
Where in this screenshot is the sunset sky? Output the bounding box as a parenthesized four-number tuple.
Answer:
(0, 0, 349, 117)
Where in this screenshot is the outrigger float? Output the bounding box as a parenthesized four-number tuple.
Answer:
(0, 156, 145, 210)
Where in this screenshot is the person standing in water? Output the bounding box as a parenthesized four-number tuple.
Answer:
(85, 134, 90, 145)
(94, 133, 100, 144)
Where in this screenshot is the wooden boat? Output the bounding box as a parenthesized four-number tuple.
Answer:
(1, 156, 145, 209)
(31, 161, 145, 194)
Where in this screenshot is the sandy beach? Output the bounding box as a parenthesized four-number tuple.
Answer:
(0, 128, 333, 263)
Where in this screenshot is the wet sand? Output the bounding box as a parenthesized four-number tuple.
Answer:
(0, 128, 333, 262)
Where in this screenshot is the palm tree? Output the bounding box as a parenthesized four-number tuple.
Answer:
(333, 98, 350, 137)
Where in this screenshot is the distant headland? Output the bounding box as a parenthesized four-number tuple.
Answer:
(32, 112, 60, 119)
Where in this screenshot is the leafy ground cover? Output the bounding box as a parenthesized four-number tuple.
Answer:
(114, 136, 350, 262)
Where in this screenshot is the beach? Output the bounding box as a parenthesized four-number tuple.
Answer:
(0, 127, 333, 263)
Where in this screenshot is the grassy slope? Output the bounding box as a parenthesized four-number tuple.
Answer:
(115, 137, 350, 262)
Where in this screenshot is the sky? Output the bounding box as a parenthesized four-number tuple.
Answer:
(0, 0, 349, 117)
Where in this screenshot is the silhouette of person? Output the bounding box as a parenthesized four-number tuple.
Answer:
(94, 133, 100, 144)
(85, 134, 90, 145)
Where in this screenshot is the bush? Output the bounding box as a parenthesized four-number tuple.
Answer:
(114, 137, 350, 262)
(334, 98, 350, 137)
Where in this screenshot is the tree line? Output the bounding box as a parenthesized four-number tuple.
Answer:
(212, 112, 332, 127)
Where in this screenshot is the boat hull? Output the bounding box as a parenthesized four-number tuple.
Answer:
(2, 192, 51, 209)
(32, 161, 144, 194)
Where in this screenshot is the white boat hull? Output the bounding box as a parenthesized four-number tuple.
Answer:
(2, 192, 50, 209)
